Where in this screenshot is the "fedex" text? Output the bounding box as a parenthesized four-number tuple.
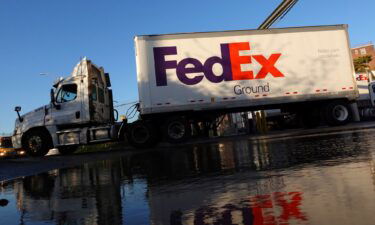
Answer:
(153, 42, 284, 86)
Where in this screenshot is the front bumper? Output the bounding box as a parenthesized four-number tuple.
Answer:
(0, 148, 26, 158)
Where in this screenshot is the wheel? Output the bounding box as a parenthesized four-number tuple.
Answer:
(23, 130, 52, 157)
(324, 101, 352, 126)
(126, 121, 158, 148)
(58, 145, 78, 155)
(162, 117, 191, 143)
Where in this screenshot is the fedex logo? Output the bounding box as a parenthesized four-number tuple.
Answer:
(153, 42, 284, 86)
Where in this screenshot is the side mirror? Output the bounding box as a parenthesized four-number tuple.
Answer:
(114, 109, 119, 121)
(14, 106, 23, 122)
(50, 89, 60, 110)
(50, 89, 55, 103)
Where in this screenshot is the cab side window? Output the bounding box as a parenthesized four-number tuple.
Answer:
(56, 84, 78, 103)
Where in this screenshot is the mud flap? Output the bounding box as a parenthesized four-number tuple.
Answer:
(368, 82, 375, 107)
(349, 102, 360, 122)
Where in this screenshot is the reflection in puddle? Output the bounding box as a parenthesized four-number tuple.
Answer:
(1, 130, 375, 224)
(175, 192, 307, 225)
(12, 162, 124, 225)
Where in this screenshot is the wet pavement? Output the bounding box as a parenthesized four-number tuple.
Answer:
(1, 128, 375, 225)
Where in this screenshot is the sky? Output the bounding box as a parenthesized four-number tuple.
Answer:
(0, 0, 374, 134)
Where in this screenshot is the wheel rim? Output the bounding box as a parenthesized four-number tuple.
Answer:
(132, 125, 150, 144)
(332, 105, 348, 121)
(168, 122, 185, 140)
(28, 136, 43, 153)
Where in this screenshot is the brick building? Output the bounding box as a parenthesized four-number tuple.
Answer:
(351, 43, 375, 70)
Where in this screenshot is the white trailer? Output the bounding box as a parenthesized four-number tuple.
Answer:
(135, 25, 357, 115)
(11, 25, 360, 155)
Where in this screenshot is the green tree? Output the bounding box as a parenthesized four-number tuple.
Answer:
(353, 55, 372, 72)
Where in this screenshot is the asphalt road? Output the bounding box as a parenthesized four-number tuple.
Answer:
(2, 124, 375, 224)
(1, 121, 375, 182)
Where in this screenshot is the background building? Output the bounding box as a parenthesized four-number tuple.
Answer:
(351, 43, 375, 70)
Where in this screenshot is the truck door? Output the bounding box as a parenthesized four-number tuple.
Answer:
(51, 82, 83, 126)
(89, 66, 110, 123)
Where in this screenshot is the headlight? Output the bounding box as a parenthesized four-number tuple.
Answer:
(18, 150, 25, 155)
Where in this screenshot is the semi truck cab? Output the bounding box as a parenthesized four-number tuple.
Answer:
(12, 58, 119, 156)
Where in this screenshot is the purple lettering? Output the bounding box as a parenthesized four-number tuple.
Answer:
(153, 42, 282, 86)
(153, 47, 177, 86)
(203, 44, 233, 83)
(176, 58, 204, 85)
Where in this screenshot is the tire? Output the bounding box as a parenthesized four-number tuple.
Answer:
(58, 145, 78, 155)
(23, 130, 52, 157)
(126, 121, 158, 148)
(162, 117, 191, 143)
(324, 101, 352, 126)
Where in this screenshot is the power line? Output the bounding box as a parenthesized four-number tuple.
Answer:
(114, 101, 139, 108)
(258, 0, 298, 30)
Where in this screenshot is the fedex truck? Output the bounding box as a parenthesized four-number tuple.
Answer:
(355, 71, 375, 117)
(11, 25, 360, 156)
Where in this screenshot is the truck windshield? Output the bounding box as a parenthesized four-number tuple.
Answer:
(56, 84, 77, 103)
